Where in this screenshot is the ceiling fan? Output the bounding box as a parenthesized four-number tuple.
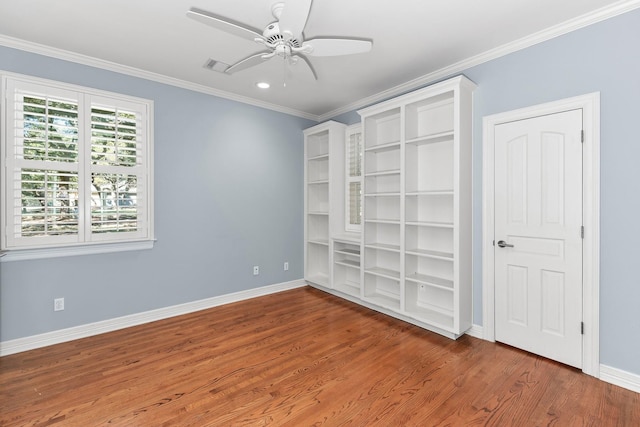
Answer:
(186, 0, 373, 80)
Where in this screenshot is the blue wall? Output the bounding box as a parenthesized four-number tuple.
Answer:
(2, 7, 640, 377)
(464, 9, 640, 375)
(0, 46, 314, 341)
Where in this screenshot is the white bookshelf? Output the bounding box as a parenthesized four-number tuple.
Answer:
(357, 103, 399, 312)
(303, 76, 474, 339)
(358, 75, 475, 338)
(304, 121, 346, 287)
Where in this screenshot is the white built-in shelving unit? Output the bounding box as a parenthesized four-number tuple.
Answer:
(304, 75, 475, 339)
(359, 75, 475, 337)
(304, 121, 346, 287)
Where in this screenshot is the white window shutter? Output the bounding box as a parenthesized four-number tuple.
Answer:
(2, 74, 153, 252)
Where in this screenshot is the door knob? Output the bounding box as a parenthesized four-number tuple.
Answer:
(497, 240, 514, 248)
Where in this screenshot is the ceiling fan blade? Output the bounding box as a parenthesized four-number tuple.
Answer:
(303, 38, 373, 57)
(278, 0, 312, 41)
(225, 52, 272, 74)
(293, 55, 317, 80)
(187, 7, 265, 42)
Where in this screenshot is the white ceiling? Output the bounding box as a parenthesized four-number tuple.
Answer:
(1, 0, 637, 120)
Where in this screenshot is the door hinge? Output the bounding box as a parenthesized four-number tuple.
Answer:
(581, 226, 585, 239)
(581, 130, 584, 143)
(581, 322, 585, 335)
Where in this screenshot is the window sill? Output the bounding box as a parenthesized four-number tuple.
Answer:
(0, 239, 156, 262)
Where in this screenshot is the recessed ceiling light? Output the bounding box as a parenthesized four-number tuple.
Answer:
(256, 82, 270, 89)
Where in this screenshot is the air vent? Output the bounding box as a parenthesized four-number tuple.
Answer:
(203, 59, 230, 73)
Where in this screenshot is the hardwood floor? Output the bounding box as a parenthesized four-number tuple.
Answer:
(1, 286, 638, 426)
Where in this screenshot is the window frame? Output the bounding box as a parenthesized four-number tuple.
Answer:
(344, 123, 362, 233)
(1, 72, 154, 261)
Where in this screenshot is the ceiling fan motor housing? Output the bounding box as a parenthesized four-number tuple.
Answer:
(264, 22, 280, 39)
(263, 22, 301, 48)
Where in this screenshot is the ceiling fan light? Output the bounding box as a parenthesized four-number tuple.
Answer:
(256, 82, 271, 89)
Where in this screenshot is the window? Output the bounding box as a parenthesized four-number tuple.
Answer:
(345, 124, 362, 232)
(1, 74, 153, 258)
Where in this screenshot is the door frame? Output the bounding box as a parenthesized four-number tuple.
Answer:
(482, 93, 600, 377)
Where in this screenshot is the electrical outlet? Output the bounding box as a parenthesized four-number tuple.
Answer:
(284, 262, 289, 271)
(253, 266, 259, 276)
(54, 298, 65, 311)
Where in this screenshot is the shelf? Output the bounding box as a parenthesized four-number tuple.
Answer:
(308, 239, 329, 246)
(405, 130, 454, 146)
(405, 190, 454, 196)
(333, 235, 360, 244)
(405, 248, 453, 261)
(364, 242, 401, 253)
(365, 218, 401, 225)
(307, 179, 329, 185)
(365, 193, 401, 199)
(364, 292, 401, 311)
(405, 95, 454, 142)
(414, 301, 453, 317)
(364, 266, 400, 280)
(335, 248, 360, 257)
(405, 306, 454, 331)
(365, 141, 401, 153)
(365, 169, 401, 177)
(334, 281, 360, 297)
(405, 136, 453, 194)
(307, 153, 329, 161)
(405, 225, 453, 258)
(335, 259, 360, 269)
(405, 273, 454, 290)
(308, 211, 329, 216)
(405, 221, 454, 229)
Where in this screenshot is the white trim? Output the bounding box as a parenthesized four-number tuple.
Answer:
(0, 35, 318, 122)
(0, 279, 306, 356)
(1, 71, 155, 255)
(317, 0, 640, 122)
(0, 239, 155, 262)
(482, 93, 600, 377)
(465, 324, 484, 339)
(600, 365, 640, 394)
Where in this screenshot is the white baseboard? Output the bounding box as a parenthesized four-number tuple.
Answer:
(600, 364, 640, 394)
(464, 327, 639, 394)
(5, 288, 640, 396)
(465, 324, 484, 339)
(0, 279, 306, 357)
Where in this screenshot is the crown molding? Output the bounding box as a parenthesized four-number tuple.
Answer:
(0, 34, 320, 122)
(319, 0, 640, 122)
(2, 0, 639, 123)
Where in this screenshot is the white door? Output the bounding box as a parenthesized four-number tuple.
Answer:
(494, 109, 583, 368)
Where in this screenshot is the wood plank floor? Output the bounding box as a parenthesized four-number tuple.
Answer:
(1, 286, 638, 426)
